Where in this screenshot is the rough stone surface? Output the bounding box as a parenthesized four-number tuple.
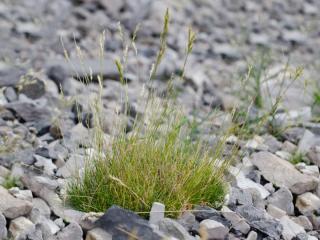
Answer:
(0, 185, 33, 219)
(296, 192, 320, 216)
(267, 187, 294, 215)
(251, 152, 318, 194)
(199, 219, 229, 240)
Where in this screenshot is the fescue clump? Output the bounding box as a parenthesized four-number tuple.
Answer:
(67, 9, 235, 217)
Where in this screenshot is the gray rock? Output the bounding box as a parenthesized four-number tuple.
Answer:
(18, 76, 46, 100)
(9, 187, 33, 201)
(55, 222, 83, 240)
(9, 216, 35, 239)
(298, 130, 319, 154)
(251, 152, 318, 194)
(159, 218, 194, 240)
(0, 63, 26, 87)
(34, 154, 57, 176)
(56, 153, 85, 178)
(267, 187, 294, 215)
(0, 185, 33, 219)
(291, 216, 313, 231)
(95, 205, 163, 239)
(280, 216, 305, 240)
(0, 213, 7, 239)
(307, 146, 320, 167)
(32, 198, 51, 219)
(267, 204, 286, 220)
(228, 187, 253, 206)
(251, 219, 282, 240)
(193, 205, 221, 222)
(199, 219, 229, 240)
(4, 86, 18, 102)
(221, 206, 250, 234)
(149, 202, 165, 227)
(177, 212, 199, 234)
(296, 192, 320, 216)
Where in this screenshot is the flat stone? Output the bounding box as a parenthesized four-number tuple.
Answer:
(55, 222, 83, 240)
(0, 185, 33, 219)
(221, 206, 250, 234)
(199, 219, 229, 240)
(280, 216, 305, 240)
(296, 192, 320, 216)
(251, 152, 318, 194)
(9, 187, 33, 201)
(159, 218, 194, 240)
(267, 187, 294, 215)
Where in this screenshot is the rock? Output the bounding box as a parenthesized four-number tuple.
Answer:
(267, 187, 294, 215)
(0, 185, 33, 219)
(0, 63, 26, 87)
(298, 130, 318, 154)
(55, 222, 83, 240)
(246, 231, 257, 240)
(280, 216, 306, 240)
(4, 86, 18, 102)
(86, 228, 112, 240)
(199, 219, 229, 240)
(282, 141, 297, 154)
(9, 216, 35, 239)
(46, 64, 69, 93)
(221, 206, 250, 234)
(149, 202, 165, 227)
(0, 213, 7, 239)
(300, 165, 319, 178)
(192, 205, 221, 222)
(229, 167, 270, 199)
(267, 204, 287, 219)
(275, 151, 292, 161)
(5, 101, 55, 133)
(228, 187, 253, 206)
(251, 219, 283, 240)
(307, 146, 320, 167)
(235, 204, 266, 222)
(9, 187, 33, 201)
(95, 205, 163, 239)
(177, 212, 199, 234)
(251, 152, 318, 194)
(32, 198, 51, 219)
(159, 218, 194, 240)
(18, 76, 46, 99)
(296, 192, 320, 216)
(264, 183, 275, 194)
(56, 153, 85, 178)
(34, 154, 57, 176)
(291, 216, 313, 231)
(282, 31, 307, 45)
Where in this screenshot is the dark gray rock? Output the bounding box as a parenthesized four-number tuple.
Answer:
(236, 205, 266, 223)
(95, 205, 163, 240)
(251, 219, 282, 240)
(18, 76, 46, 100)
(192, 205, 221, 222)
(228, 187, 253, 207)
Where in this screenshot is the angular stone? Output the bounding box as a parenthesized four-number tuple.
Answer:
(159, 218, 193, 240)
(251, 152, 318, 194)
(280, 216, 305, 240)
(9, 187, 33, 201)
(95, 205, 163, 239)
(177, 212, 199, 234)
(55, 222, 83, 240)
(246, 231, 257, 240)
(298, 130, 318, 154)
(267, 187, 294, 215)
(9, 216, 35, 239)
(291, 216, 313, 231)
(221, 206, 250, 234)
(149, 202, 165, 227)
(0, 186, 33, 219)
(18, 76, 46, 100)
(296, 192, 320, 216)
(267, 204, 287, 219)
(32, 198, 51, 218)
(199, 219, 229, 240)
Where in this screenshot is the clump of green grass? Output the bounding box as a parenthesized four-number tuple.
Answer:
(68, 99, 230, 216)
(290, 152, 305, 165)
(2, 176, 21, 189)
(66, 9, 233, 217)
